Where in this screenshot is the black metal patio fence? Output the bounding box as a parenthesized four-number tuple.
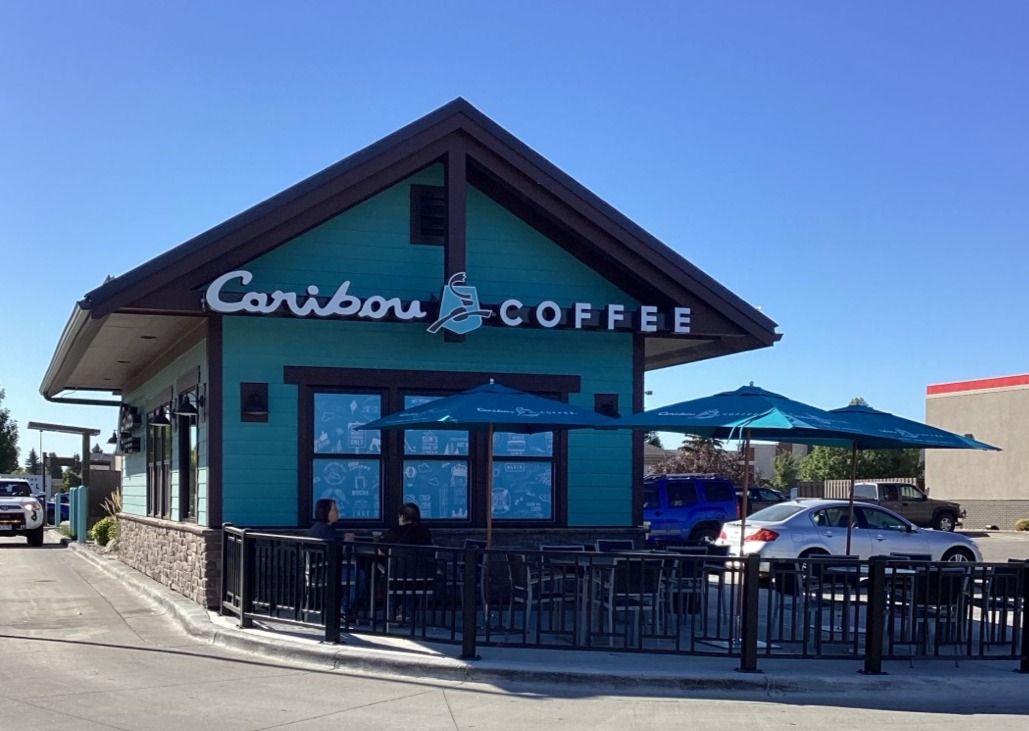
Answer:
(220, 525, 1029, 674)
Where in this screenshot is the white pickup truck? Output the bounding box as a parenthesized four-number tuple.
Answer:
(0, 478, 46, 546)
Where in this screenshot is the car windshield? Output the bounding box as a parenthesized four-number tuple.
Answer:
(747, 503, 807, 522)
(0, 481, 32, 497)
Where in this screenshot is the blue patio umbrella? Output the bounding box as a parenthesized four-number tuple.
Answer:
(609, 385, 895, 553)
(829, 403, 999, 549)
(828, 404, 998, 452)
(610, 385, 900, 447)
(358, 379, 614, 547)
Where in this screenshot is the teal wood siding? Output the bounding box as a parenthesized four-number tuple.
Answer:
(220, 171, 637, 527)
(121, 343, 208, 523)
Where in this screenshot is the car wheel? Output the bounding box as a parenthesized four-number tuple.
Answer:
(941, 547, 973, 562)
(27, 526, 44, 547)
(798, 549, 829, 582)
(689, 527, 719, 545)
(934, 512, 957, 532)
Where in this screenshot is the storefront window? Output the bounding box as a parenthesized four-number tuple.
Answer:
(492, 431, 553, 519)
(403, 395, 469, 519)
(146, 406, 172, 519)
(312, 393, 382, 520)
(177, 391, 199, 521)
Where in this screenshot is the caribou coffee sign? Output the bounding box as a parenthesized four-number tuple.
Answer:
(205, 270, 692, 337)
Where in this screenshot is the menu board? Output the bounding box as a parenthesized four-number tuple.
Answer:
(493, 431, 553, 457)
(492, 461, 552, 519)
(403, 460, 469, 519)
(313, 458, 381, 519)
(403, 395, 468, 456)
(314, 393, 381, 455)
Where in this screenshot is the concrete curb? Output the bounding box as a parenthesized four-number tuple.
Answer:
(58, 534, 1027, 694)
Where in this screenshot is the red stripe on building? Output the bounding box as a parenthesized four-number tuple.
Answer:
(927, 374, 1029, 395)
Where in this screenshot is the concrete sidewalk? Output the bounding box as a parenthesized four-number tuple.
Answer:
(61, 534, 1028, 694)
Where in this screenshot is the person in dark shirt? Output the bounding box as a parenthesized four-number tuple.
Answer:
(382, 502, 433, 545)
(308, 498, 339, 541)
(379, 503, 433, 624)
(308, 498, 366, 623)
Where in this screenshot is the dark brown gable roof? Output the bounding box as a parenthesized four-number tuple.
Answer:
(81, 98, 777, 341)
(39, 98, 778, 400)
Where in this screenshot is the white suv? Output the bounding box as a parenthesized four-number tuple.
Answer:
(0, 479, 46, 546)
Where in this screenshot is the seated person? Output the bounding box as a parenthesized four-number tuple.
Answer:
(308, 498, 367, 623)
(308, 498, 339, 541)
(378, 503, 434, 624)
(383, 502, 433, 545)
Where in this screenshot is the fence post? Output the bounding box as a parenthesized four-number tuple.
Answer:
(460, 546, 480, 660)
(239, 529, 254, 629)
(219, 524, 231, 616)
(862, 556, 887, 674)
(738, 553, 760, 673)
(324, 542, 342, 644)
(1019, 562, 1029, 674)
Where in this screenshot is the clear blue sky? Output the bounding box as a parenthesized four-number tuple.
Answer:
(2, 1, 1026, 459)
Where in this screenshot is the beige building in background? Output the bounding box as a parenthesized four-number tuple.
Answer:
(925, 374, 1029, 529)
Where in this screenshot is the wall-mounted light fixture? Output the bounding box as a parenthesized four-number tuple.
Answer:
(149, 408, 172, 428)
(240, 382, 269, 423)
(173, 391, 206, 419)
(106, 431, 119, 445)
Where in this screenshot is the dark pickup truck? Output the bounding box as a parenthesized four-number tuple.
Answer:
(853, 481, 965, 532)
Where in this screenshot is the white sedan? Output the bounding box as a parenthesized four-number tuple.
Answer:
(715, 498, 982, 563)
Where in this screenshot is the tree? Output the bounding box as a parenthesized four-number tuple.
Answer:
(63, 453, 83, 488)
(0, 389, 18, 473)
(772, 452, 800, 489)
(24, 448, 41, 475)
(644, 431, 663, 448)
(48, 452, 62, 479)
(650, 436, 755, 485)
(800, 445, 923, 481)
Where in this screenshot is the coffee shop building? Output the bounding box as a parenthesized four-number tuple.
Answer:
(41, 99, 779, 608)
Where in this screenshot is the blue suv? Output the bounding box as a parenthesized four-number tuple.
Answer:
(643, 473, 739, 545)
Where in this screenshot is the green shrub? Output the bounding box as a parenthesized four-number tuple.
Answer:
(1015, 518, 1029, 532)
(89, 516, 119, 546)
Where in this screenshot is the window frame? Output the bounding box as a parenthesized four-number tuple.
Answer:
(146, 405, 172, 519)
(176, 388, 200, 522)
(287, 367, 578, 529)
(310, 389, 385, 523)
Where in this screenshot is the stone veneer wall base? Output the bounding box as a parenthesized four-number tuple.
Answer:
(117, 513, 221, 609)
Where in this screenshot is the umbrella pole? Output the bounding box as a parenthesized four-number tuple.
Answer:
(734, 428, 752, 647)
(738, 428, 751, 558)
(845, 442, 857, 555)
(484, 425, 496, 629)
(486, 425, 494, 550)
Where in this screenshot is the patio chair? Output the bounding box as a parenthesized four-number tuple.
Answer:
(895, 565, 972, 664)
(377, 546, 440, 629)
(661, 553, 709, 629)
(593, 556, 665, 646)
(981, 563, 1024, 648)
(766, 560, 816, 645)
(301, 543, 333, 624)
(507, 552, 580, 641)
